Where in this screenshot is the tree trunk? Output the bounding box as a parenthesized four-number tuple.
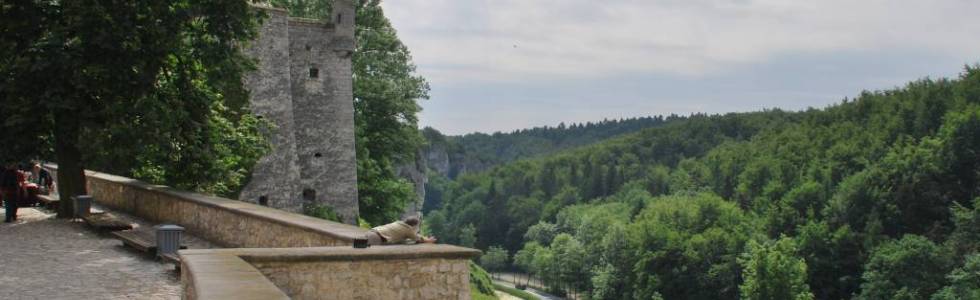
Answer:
(54, 111, 86, 218)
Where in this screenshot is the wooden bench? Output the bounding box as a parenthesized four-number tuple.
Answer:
(37, 194, 59, 210)
(111, 227, 187, 253)
(82, 212, 134, 231)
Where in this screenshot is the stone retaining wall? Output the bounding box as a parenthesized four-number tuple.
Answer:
(181, 245, 480, 300)
(48, 166, 366, 248)
(43, 166, 481, 300)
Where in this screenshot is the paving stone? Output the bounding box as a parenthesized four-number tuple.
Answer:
(0, 208, 182, 299)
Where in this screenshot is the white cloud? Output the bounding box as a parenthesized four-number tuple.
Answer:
(381, 0, 980, 84)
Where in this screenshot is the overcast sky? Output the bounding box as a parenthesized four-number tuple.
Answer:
(379, 0, 980, 135)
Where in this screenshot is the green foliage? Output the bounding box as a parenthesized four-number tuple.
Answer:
(422, 116, 673, 179)
(857, 235, 952, 300)
(470, 261, 497, 299)
(0, 0, 266, 216)
(947, 198, 980, 259)
(739, 237, 815, 300)
(524, 222, 559, 245)
(351, 0, 429, 225)
(931, 253, 980, 300)
(426, 66, 980, 299)
(549, 233, 587, 292)
(304, 204, 341, 222)
(470, 292, 498, 300)
(481, 246, 510, 275)
(459, 224, 477, 248)
(629, 193, 753, 299)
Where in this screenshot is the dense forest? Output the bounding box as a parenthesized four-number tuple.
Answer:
(426, 67, 980, 299)
(421, 116, 676, 179)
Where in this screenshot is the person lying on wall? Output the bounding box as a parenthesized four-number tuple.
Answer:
(365, 216, 437, 245)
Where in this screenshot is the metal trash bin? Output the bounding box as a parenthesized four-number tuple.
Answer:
(155, 224, 185, 257)
(73, 195, 93, 218)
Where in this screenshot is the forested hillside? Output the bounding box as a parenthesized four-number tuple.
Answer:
(427, 67, 980, 299)
(421, 116, 674, 178)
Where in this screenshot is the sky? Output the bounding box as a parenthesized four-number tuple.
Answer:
(379, 0, 980, 135)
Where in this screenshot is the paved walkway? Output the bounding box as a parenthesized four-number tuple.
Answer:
(0, 208, 180, 299)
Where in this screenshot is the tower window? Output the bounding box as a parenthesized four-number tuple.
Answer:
(314, 152, 322, 158)
(302, 189, 316, 203)
(309, 67, 319, 78)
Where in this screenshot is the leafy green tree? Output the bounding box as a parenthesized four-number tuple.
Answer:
(524, 221, 559, 245)
(827, 137, 952, 240)
(350, 0, 429, 225)
(629, 193, 753, 300)
(795, 221, 864, 300)
(459, 223, 477, 248)
(550, 233, 587, 294)
(0, 0, 263, 217)
(939, 105, 980, 202)
(514, 241, 542, 286)
(739, 237, 815, 300)
(931, 253, 980, 300)
(531, 245, 556, 292)
(589, 263, 618, 300)
(946, 198, 980, 259)
(422, 210, 447, 238)
(857, 235, 952, 300)
(480, 246, 509, 279)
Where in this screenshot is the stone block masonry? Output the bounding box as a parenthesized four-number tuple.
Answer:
(42, 165, 481, 299)
(240, 2, 359, 224)
(181, 244, 481, 300)
(51, 166, 367, 248)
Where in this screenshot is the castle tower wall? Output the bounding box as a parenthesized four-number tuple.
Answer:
(242, 3, 359, 224)
(287, 13, 358, 223)
(240, 8, 303, 211)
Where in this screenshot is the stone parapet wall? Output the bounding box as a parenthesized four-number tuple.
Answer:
(44, 165, 482, 299)
(181, 254, 290, 300)
(48, 165, 366, 248)
(181, 245, 480, 300)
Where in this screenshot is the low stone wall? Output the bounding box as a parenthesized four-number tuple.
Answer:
(181, 245, 480, 300)
(47, 166, 366, 248)
(45, 166, 482, 299)
(181, 254, 289, 300)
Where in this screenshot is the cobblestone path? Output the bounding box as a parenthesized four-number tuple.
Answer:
(0, 208, 180, 299)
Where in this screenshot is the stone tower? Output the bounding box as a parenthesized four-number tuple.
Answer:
(239, 2, 359, 224)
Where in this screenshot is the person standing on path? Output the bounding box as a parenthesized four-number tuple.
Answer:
(2, 163, 21, 223)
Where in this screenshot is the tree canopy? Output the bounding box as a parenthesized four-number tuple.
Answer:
(0, 0, 266, 216)
(426, 66, 980, 299)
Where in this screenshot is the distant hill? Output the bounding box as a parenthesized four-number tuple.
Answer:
(421, 116, 681, 179)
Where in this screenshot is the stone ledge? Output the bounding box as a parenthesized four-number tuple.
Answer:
(182, 254, 289, 300)
(44, 164, 367, 243)
(182, 244, 482, 263)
